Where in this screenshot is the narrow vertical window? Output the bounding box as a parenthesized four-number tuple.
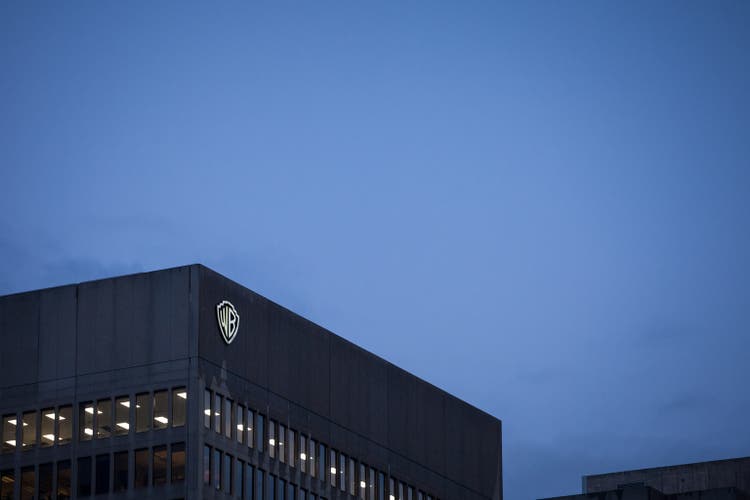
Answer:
(57, 460, 71, 499)
(359, 463, 366, 499)
(171, 442, 186, 483)
(96, 399, 112, 438)
(279, 478, 286, 500)
(236, 404, 245, 444)
(398, 481, 405, 500)
(203, 445, 211, 485)
(114, 451, 128, 492)
(77, 456, 92, 497)
(268, 420, 276, 458)
(114, 396, 130, 435)
(339, 453, 346, 491)
(278, 423, 286, 463)
(268, 474, 275, 500)
(58, 406, 72, 444)
(288, 428, 295, 467)
(348, 457, 356, 495)
(134, 448, 149, 488)
(369, 467, 376, 500)
(214, 394, 222, 434)
(40, 408, 55, 447)
(407, 486, 414, 500)
(2, 414, 17, 453)
(135, 393, 150, 433)
(20, 466, 34, 500)
(247, 464, 255, 500)
(299, 434, 307, 473)
(235, 458, 244, 497)
(213, 448, 221, 490)
(95, 454, 110, 495)
(153, 390, 169, 429)
(417, 492, 424, 500)
(388, 477, 395, 500)
(255, 413, 265, 451)
(204, 389, 212, 428)
(247, 408, 255, 448)
(153, 445, 167, 486)
(288, 481, 296, 500)
(223, 453, 232, 494)
(21, 411, 37, 449)
(256, 467, 264, 500)
(329, 448, 337, 486)
(0, 469, 14, 499)
(39, 463, 53, 499)
(224, 398, 233, 439)
(318, 443, 326, 479)
(378, 471, 385, 500)
(172, 387, 187, 427)
(80, 403, 94, 441)
(308, 439, 316, 478)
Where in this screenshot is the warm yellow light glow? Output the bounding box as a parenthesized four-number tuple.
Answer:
(8, 419, 16, 426)
(5, 440, 15, 447)
(42, 433, 55, 442)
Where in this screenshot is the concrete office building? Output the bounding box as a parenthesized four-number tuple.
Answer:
(0, 265, 503, 500)
(540, 457, 750, 500)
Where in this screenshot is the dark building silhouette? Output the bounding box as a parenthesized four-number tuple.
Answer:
(540, 457, 750, 500)
(0, 265, 503, 500)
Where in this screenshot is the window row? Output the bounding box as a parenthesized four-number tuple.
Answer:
(204, 390, 437, 500)
(203, 444, 328, 500)
(0, 442, 184, 500)
(1, 387, 187, 453)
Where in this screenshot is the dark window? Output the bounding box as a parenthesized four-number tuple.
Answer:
(224, 398, 232, 439)
(134, 448, 149, 488)
(213, 448, 221, 490)
(235, 458, 244, 497)
(172, 387, 187, 427)
(204, 389, 212, 428)
(153, 445, 167, 486)
(300, 489, 307, 500)
(279, 477, 286, 500)
(135, 393, 150, 433)
(339, 453, 346, 491)
(57, 460, 71, 499)
(114, 396, 130, 435)
(224, 454, 232, 494)
(95, 454, 110, 495)
(22, 411, 37, 449)
(288, 428, 296, 467)
(153, 390, 169, 429)
(77, 456, 92, 497)
(40, 408, 54, 447)
(407, 486, 414, 500)
(368, 467, 376, 500)
(246, 408, 254, 448)
(247, 464, 255, 500)
(349, 458, 356, 495)
(1, 415, 16, 453)
(97, 399, 112, 438)
(318, 443, 325, 479)
(377, 471, 384, 500)
(255, 467, 264, 500)
(0, 469, 15, 500)
(288, 481, 295, 500)
(79, 402, 94, 440)
(39, 463, 52, 500)
(114, 451, 128, 492)
(268, 474, 275, 500)
(20, 466, 34, 500)
(203, 445, 211, 485)
(58, 406, 72, 444)
(255, 413, 264, 451)
(172, 442, 186, 482)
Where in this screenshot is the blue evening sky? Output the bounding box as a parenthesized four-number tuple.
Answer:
(1, 2, 749, 499)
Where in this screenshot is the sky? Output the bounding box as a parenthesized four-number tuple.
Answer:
(1, 2, 749, 499)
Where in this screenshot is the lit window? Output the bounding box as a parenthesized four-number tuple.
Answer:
(236, 405, 245, 444)
(40, 408, 54, 447)
(204, 389, 211, 428)
(153, 390, 169, 429)
(213, 394, 222, 434)
(309, 439, 317, 478)
(359, 463, 366, 499)
(97, 399, 112, 438)
(135, 393, 150, 433)
(2, 415, 16, 453)
(339, 453, 346, 491)
(288, 428, 296, 467)
(279, 423, 286, 463)
(246, 408, 255, 449)
(330, 449, 337, 486)
(0, 469, 14, 498)
(21, 411, 37, 449)
(58, 406, 72, 444)
(268, 420, 277, 458)
(299, 435, 308, 473)
(172, 387, 186, 428)
(115, 396, 130, 435)
(389, 477, 395, 500)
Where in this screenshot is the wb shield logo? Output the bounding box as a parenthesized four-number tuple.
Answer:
(216, 300, 239, 345)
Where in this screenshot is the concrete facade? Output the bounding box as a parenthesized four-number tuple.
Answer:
(0, 265, 503, 500)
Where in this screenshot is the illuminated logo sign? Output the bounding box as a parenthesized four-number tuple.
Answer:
(216, 300, 239, 345)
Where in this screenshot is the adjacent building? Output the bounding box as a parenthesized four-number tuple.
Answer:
(0, 265, 503, 500)
(541, 457, 750, 500)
